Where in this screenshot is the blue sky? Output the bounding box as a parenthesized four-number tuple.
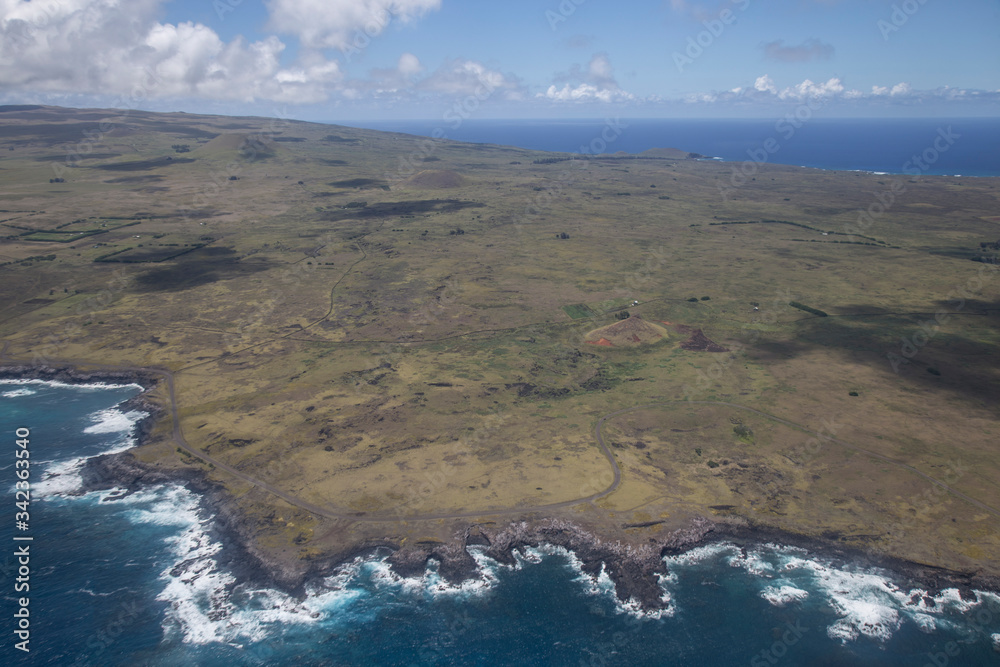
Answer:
(1, 0, 998, 119)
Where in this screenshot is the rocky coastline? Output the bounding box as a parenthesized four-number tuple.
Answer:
(386, 516, 715, 610)
(6, 366, 999, 613)
(77, 450, 1000, 613)
(0, 364, 165, 444)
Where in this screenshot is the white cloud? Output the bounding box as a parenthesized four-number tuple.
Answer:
(777, 77, 844, 100)
(343, 58, 524, 105)
(754, 75, 777, 94)
(0, 0, 343, 103)
(418, 60, 515, 97)
(265, 0, 441, 50)
(542, 53, 634, 103)
(588, 53, 615, 82)
(686, 75, 1000, 109)
(890, 82, 912, 96)
(398, 52, 423, 76)
(543, 83, 632, 103)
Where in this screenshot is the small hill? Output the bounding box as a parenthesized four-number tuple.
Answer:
(400, 169, 468, 189)
(585, 315, 667, 347)
(638, 147, 690, 159)
(638, 147, 708, 160)
(675, 325, 728, 352)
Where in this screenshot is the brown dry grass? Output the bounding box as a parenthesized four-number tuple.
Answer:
(1, 106, 998, 576)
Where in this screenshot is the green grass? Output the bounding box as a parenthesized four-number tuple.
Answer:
(1, 106, 998, 581)
(587, 297, 632, 314)
(562, 303, 596, 319)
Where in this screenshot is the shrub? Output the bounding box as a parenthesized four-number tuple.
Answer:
(849, 391, 859, 396)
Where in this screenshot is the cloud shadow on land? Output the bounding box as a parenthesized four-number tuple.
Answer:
(93, 157, 196, 172)
(320, 199, 486, 222)
(745, 303, 1000, 406)
(131, 247, 272, 293)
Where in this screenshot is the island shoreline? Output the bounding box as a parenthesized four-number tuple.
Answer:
(5, 366, 999, 613)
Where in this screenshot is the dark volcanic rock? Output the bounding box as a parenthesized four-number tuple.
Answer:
(385, 540, 480, 583)
(80, 451, 193, 496)
(0, 364, 165, 443)
(0, 364, 160, 389)
(384, 517, 718, 611)
(78, 452, 298, 592)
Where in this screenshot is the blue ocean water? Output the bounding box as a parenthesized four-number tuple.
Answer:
(334, 118, 1000, 177)
(2, 380, 1000, 666)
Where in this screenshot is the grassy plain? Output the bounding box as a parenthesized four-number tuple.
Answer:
(1, 105, 998, 576)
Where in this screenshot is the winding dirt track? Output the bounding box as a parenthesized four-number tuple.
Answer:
(2, 222, 996, 523)
(3, 341, 997, 524)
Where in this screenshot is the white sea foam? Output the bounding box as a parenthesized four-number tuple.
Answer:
(0, 378, 144, 392)
(992, 633, 1000, 652)
(573, 560, 615, 598)
(912, 613, 937, 633)
(773, 553, 907, 642)
(726, 548, 776, 577)
(662, 542, 735, 568)
(423, 557, 498, 598)
(977, 590, 1000, 611)
(514, 546, 545, 566)
(766, 548, 1000, 644)
(69, 586, 130, 598)
(33, 456, 88, 496)
(32, 407, 147, 497)
(1, 388, 36, 398)
(134, 484, 359, 646)
(760, 585, 809, 607)
(827, 593, 902, 642)
(529, 547, 675, 620)
(366, 552, 498, 600)
(659, 542, 1000, 644)
(468, 547, 505, 583)
(83, 408, 147, 434)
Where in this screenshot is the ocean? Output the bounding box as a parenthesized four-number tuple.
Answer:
(332, 118, 1000, 178)
(2, 380, 1000, 665)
